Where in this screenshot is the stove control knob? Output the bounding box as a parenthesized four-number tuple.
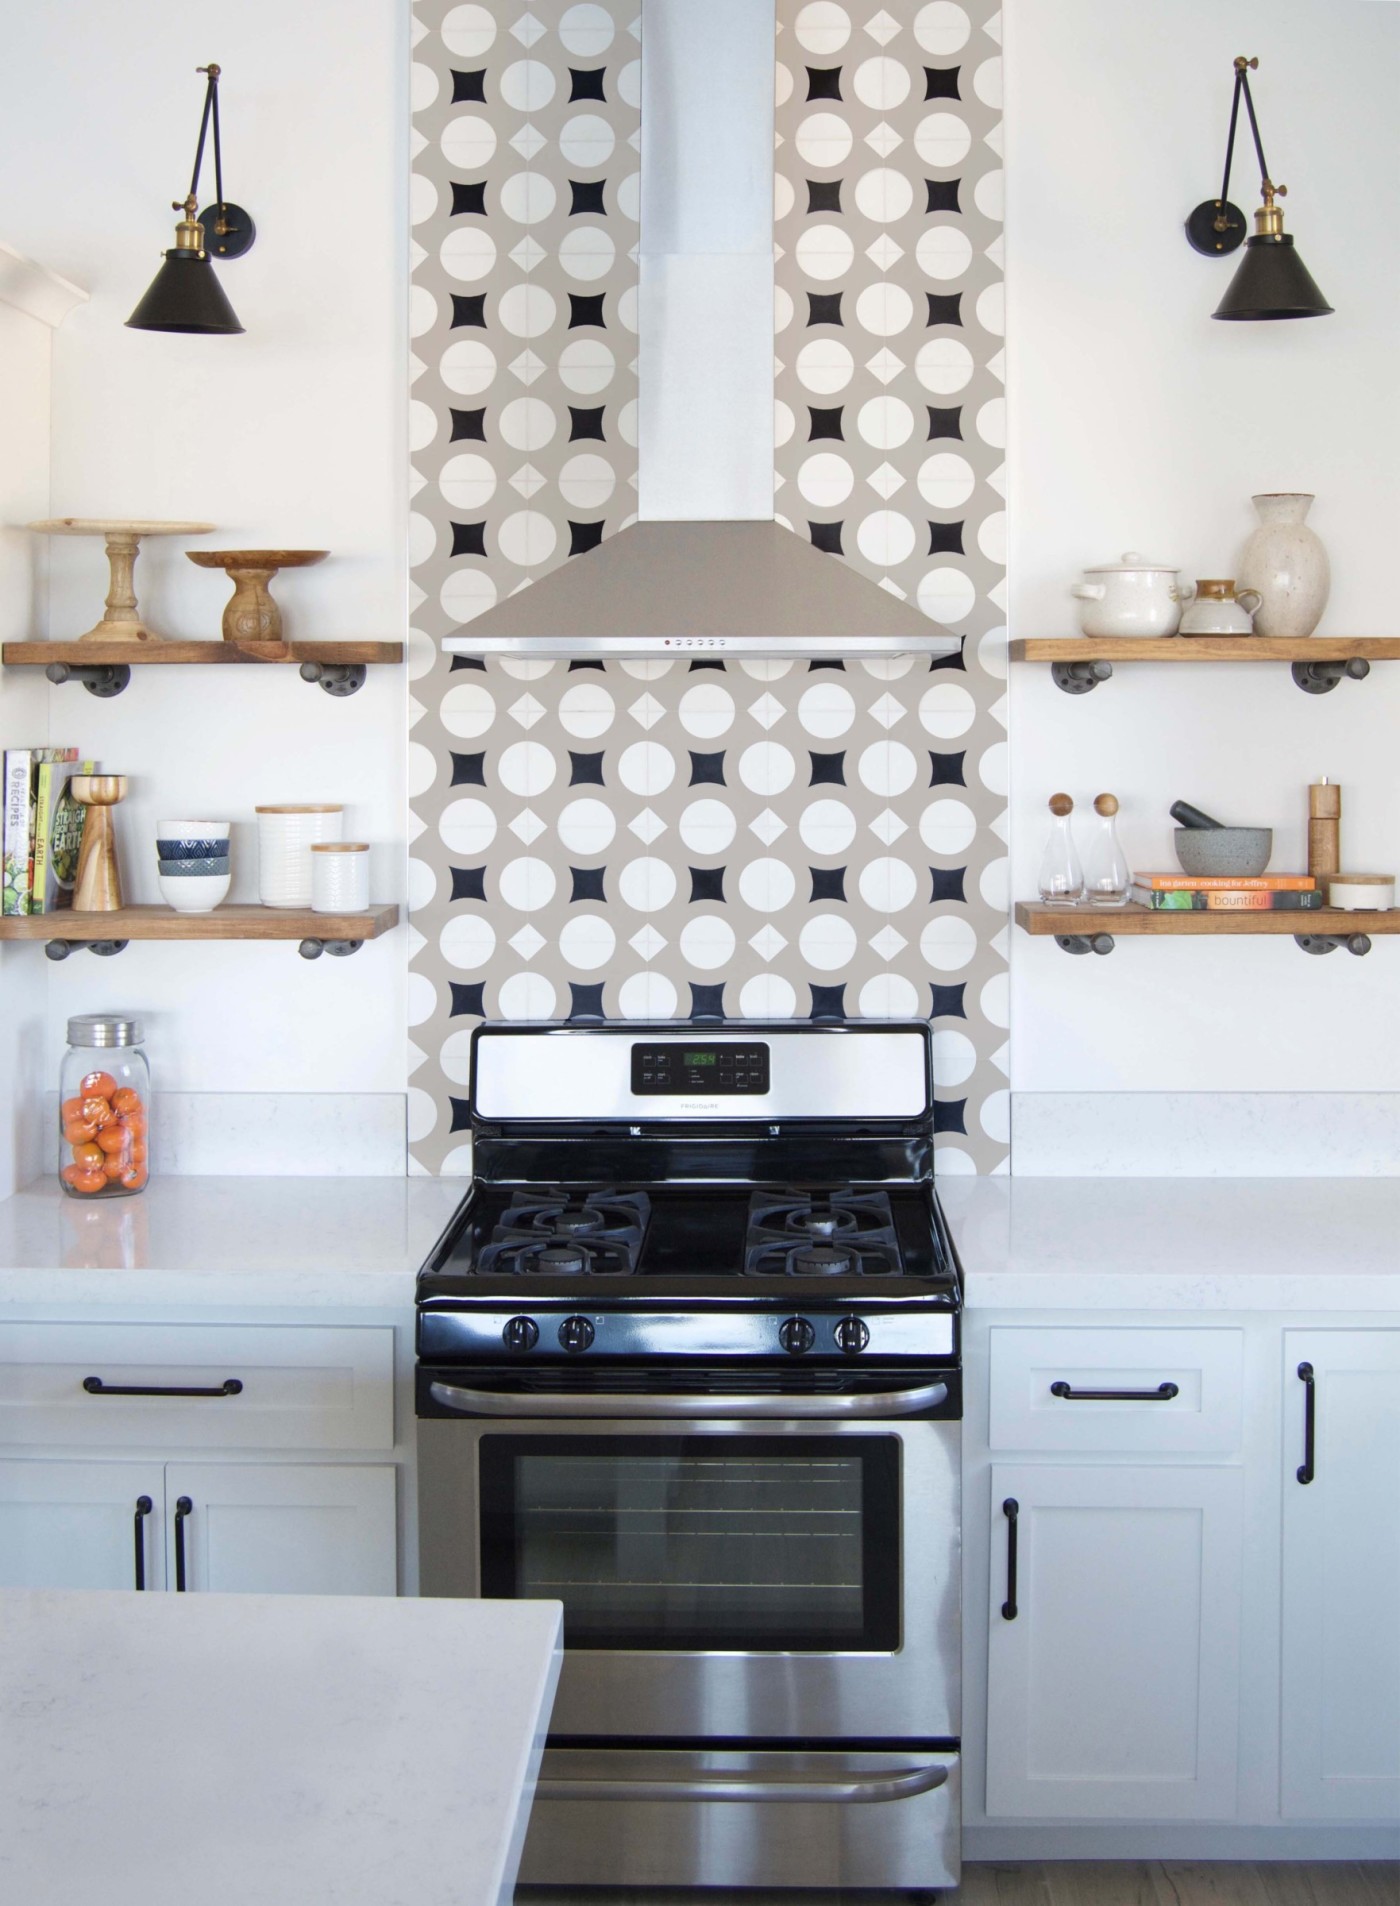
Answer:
(502, 1316, 539, 1352)
(558, 1314, 595, 1354)
(834, 1316, 870, 1356)
(779, 1316, 816, 1356)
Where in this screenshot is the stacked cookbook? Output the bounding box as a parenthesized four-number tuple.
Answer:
(2, 747, 96, 915)
(1130, 873, 1324, 912)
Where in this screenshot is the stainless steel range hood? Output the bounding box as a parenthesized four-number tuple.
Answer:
(442, 520, 961, 661)
(443, 3, 960, 665)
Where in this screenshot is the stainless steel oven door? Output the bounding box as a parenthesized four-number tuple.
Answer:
(418, 1405, 959, 1742)
(518, 1747, 960, 1891)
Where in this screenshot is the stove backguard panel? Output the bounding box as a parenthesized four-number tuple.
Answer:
(407, 1, 1008, 1173)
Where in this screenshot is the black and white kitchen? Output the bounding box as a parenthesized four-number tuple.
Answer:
(0, 2, 1396, 1903)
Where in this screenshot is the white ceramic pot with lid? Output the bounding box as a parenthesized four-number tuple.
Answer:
(1070, 552, 1186, 638)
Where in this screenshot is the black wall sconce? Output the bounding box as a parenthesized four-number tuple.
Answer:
(1185, 55, 1332, 321)
(127, 64, 256, 335)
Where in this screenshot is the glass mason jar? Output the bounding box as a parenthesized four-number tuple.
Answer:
(58, 1015, 151, 1199)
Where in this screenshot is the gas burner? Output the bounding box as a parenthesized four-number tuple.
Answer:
(477, 1188, 651, 1278)
(744, 1188, 902, 1277)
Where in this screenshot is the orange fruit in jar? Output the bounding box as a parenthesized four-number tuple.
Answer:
(96, 1124, 130, 1156)
(130, 1140, 148, 1165)
(71, 1141, 104, 1170)
(122, 1111, 148, 1137)
(112, 1087, 142, 1116)
(60, 1163, 83, 1188)
(70, 1169, 107, 1195)
(63, 1121, 98, 1147)
(103, 1158, 126, 1182)
(61, 1097, 88, 1125)
(80, 1071, 118, 1100)
(80, 1095, 114, 1129)
(118, 1163, 148, 1191)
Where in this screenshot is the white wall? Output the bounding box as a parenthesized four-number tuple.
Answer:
(0, 1, 409, 1106)
(1004, 0, 1400, 1105)
(0, 294, 59, 1198)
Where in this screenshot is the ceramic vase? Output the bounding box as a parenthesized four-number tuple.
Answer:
(1238, 493, 1330, 638)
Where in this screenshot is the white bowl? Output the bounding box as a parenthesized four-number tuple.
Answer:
(157, 818, 230, 842)
(158, 870, 231, 914)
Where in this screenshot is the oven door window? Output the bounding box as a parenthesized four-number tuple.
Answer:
(478, 1434, 899, 1652)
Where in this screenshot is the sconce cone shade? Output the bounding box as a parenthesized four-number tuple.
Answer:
(1213, 233, 1333, 321)
(126, 249, 245, 335)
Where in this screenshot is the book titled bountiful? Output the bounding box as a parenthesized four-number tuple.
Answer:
(1130, 884, 1324, 912)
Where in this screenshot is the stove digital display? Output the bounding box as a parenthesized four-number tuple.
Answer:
(631, 1042, 770, 1096)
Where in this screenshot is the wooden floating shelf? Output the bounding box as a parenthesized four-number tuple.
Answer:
(1016, 901, 1398, 959)
(0, 903, 400, 961)
(1, 640, 404, 699)
(1009, 637, 1400, 696)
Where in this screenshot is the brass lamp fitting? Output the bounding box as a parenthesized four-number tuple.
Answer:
(171, 195, 207, 256)
(1254, 179, 1287, 238)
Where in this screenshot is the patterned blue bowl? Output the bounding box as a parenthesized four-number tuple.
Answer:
(158, 838, 230, 860)
(158, 856, 230, 877)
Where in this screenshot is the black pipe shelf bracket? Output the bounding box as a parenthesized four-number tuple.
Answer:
(1292, 657, 1370, 694)
(299, 660, 366, 697)
(45, 938, 129, 960)
(1295, 932, 1372, 956)
(45, 660, 131, 698)
(1051, 659, 1113, 695)
(1054, 931, 1116, 956)
(298, 937, 364, 959)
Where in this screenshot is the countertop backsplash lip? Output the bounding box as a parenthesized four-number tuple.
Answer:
(1010, 1090, 1400, 1177)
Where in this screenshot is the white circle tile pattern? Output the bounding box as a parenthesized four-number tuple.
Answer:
(408, 1, 1007, 1175)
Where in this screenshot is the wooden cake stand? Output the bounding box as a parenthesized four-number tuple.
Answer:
(29, 519, 215, 643)
(187, 549, 329, 643)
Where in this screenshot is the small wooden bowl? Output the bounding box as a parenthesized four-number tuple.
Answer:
(70, 775, 128, 806)
(187, 550, 329, 643)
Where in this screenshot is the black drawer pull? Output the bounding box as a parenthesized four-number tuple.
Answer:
(133, 1495, 153, 1591)
(1050, 1381, 1179, 1403)
(174, 1496, 193, 1591)
(84, 1376, 243, 1399)
(1297, 1361, 1315, 1484)
(1001, 1497, 1019, 1620)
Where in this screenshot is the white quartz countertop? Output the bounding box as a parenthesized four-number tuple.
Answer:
(0, 1173, 1395, 1316)
(0, 1176, 463, 1309)
(0, 1587, 562, 1906)
(941, 1176, 1400, 1310)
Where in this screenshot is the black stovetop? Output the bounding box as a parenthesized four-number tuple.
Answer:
(420, 1180, 958, 1305)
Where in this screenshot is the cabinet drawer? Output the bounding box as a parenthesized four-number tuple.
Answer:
(0, 1324, 394, 1453)
(988, 1326, 1242, 1454)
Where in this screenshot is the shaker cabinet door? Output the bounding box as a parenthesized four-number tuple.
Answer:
(1281, 1330, 1400, 1821)
(163, 1462, 396, 1597)
(986, 1463, 1242, 1820)
(0, 1459, 165, 1591)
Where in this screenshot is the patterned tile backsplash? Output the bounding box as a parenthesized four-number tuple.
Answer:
(407, 1, 1009, 1175)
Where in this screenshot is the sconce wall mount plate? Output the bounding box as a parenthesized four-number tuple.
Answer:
(1185, 197, 1248, 257)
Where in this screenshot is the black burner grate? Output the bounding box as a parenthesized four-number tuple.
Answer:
(744, 1189, 902, 1278)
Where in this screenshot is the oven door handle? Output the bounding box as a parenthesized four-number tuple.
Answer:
(535, 1762, 950, 1805)
(428, 1380, 948, 1420)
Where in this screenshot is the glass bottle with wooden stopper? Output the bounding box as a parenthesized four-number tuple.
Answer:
(1038, 793, 1085, 904)
(1084, 792, 1131, 907)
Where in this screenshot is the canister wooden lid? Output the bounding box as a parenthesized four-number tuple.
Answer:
(310, 842, 369, 852)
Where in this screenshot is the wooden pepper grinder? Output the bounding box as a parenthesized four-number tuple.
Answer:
(71, 775, 128, 911)
(1308, 777, 1341, 879)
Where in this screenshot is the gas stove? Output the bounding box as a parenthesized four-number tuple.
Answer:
(416, 1019, 961, 1373)
(415, 1021, 964, 1897)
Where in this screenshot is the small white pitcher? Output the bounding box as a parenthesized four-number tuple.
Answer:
(1177, 579, 1264, 636)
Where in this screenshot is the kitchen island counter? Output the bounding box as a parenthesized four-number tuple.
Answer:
(0, 1585, 561, 1906)
(941, 1175, 1400, 1311)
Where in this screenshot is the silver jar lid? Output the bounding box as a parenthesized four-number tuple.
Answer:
(66, 1014, 144, 1048)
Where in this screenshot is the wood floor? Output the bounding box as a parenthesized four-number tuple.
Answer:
(956, 1864, 1398, 1905)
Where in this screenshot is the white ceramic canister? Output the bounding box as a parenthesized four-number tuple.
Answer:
(310, 841, 370, 914)
(1177, 579, 1264, 636)
(256, 805, 343, 908)
(1238, 493, 1330, 638)
(1070, 552, 1186, 638)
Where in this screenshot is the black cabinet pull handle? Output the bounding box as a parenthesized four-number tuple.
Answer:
(174, 1496, 193, 1591)
(1297, 1362, 1316, 1484)
(1001, 1497, 1019, 1620)
(84, 1376, 243, 1399)
(133, 1495, 153, 1590)
(1050, 1381, 1179, 1402)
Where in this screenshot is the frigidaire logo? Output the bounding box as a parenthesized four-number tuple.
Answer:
(681, 1101, 720, 1111)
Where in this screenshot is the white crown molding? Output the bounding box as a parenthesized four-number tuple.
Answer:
(0, 239, 88, 328)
